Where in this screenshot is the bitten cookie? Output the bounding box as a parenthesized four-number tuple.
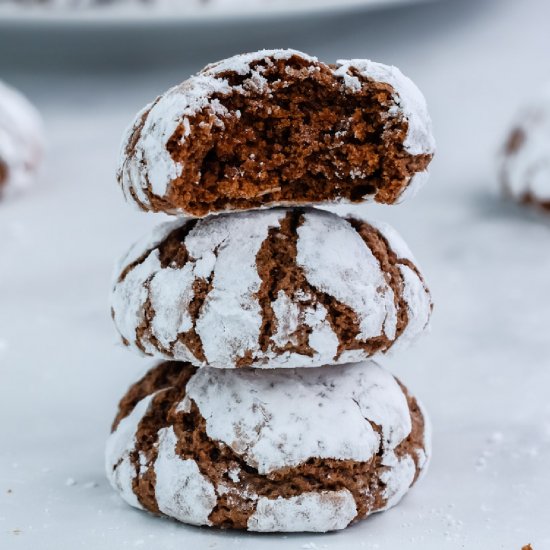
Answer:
(118, 49, 435, 217)
(501, 88, 550, 211)
(111, 207, 432, 369)
(0, 80, 43, 199)
(105, 360, 430, 532)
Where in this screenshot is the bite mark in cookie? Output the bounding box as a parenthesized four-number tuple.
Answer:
(118, 49, 435, 217)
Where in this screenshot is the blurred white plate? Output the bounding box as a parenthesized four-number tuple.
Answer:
(0, 0, 433, 26)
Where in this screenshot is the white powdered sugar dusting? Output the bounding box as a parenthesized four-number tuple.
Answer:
(247, 490, 357, 533)
(111, 250, 161, 357)
(112, 219, 178, 276)
(380, 453, 417, 511)
(270, 290, 302, 348)
(105, 394, 155, 510)
(190, 209, 285, 367)
(201, 48, 318, 79)
(379, 397, 431, 510)
(415, 398, 432, 480)
(118, 102, 154, 210)
(361, 217, 432, 355)
(302, 301, 339, 356)
(296, 209, 397, 341)
(501, 86, 550, 202)
(0, 80, 44, 198)
(267, 289, 339, 368)
(387, 264, 432, 356)
(122, 78, 231, 203)
(181, 361, 410, 474)
(154, 426, 217, 525)
(149, 265, 195, 349)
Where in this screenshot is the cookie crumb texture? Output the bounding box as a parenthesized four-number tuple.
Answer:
(111, 208, 432, 369)
(105, 360, 430, 532)
(118, 49, 434, 217)
(0, 80, 43, 199)
(501, 88, 550, 211)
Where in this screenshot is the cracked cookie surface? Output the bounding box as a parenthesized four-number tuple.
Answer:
(110, 207, 432, 369)
(118, 49, 434, 217)
(0, 80, 43, 199)
(105, 360, 430, 532)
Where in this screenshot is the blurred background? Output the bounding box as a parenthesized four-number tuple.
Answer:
(1, 0, 549, 549)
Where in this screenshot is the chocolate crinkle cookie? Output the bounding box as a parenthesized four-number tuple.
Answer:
(111, 207, 432, 369)
(501, 87, 550, 211)
(118, 49, 435, 217)
(105, 360, 430, 532)
(0, 80, 43, 200)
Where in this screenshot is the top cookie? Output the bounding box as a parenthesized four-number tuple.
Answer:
(0, 80, 43, 200)
(118, 49, 435, 217)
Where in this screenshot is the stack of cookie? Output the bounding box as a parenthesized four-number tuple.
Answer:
(106, 49, 435, 533)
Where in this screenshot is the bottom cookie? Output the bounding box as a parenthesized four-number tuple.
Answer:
(105, 361, 430, 532)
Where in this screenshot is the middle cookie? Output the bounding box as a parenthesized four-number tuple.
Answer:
(111, 207, 432, 369)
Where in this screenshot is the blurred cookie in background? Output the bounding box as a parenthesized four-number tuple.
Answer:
(501, 87, 550, 212)
(0, 80, 44, 201)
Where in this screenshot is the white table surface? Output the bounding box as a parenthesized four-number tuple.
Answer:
(1, 0, 549, 548)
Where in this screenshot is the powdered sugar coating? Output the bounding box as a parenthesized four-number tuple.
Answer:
(180, 361, 411, 474)
(154, 426, 217, 525)
(380, 454, 417, 510)
(105, 393, 155, 510)
(105, 360, 430, 532)
(118, 49, 434, 215)
(270, 290, 339, 361)
(415, 398, 432, 481)
(363, 217, 432, 355)
(388, 263, 432, 355)
(111, 208, 432, 369)
(0, 80, 44, 198)
(247, 490, 357, 532)
(296, 210, 397, 342)
(501, 86, 550, 206)
(190, 209, 284, 366)
(201, 48, 317, 80)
